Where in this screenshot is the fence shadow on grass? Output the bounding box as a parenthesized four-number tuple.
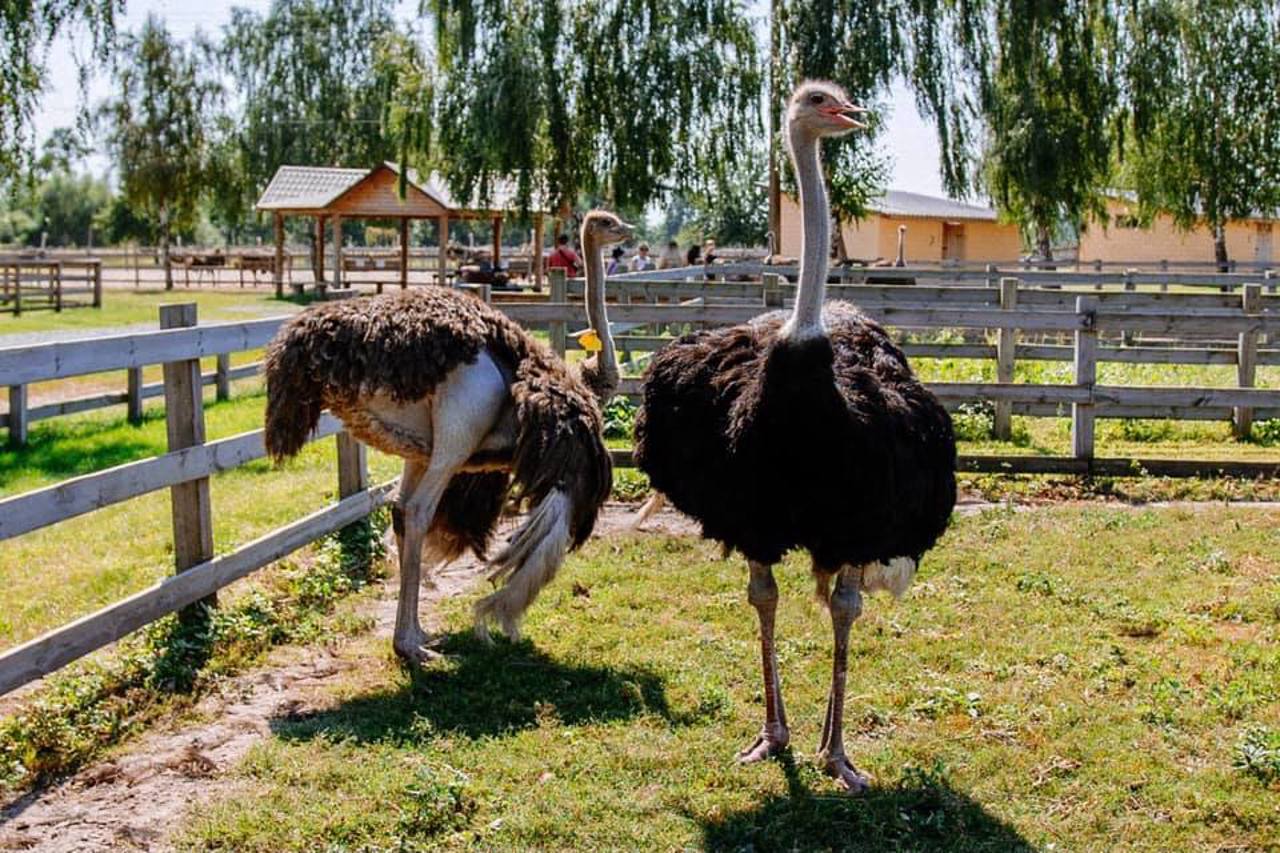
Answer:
(269, 629, 674, 743)
(696, 753, 1035, 853)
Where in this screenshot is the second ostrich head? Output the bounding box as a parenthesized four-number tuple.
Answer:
(578, 209, 633, 402)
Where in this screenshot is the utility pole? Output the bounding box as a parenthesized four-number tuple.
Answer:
(766, 0, 782, 257)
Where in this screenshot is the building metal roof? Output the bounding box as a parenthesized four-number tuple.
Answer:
(870, 190, 999, 222)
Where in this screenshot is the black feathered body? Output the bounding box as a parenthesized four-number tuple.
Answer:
(264, 288, 611, 561)
(634, 301, 956, 571)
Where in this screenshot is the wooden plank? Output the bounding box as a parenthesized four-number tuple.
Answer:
(7, 384, 28, 445)
(1073, 296, 1098, 461)
(548, 269, 567, 357)
(0, 416, 342, 541)
(336, 432, 368, 498)
(159, 304, 215, 615)
(1235, 284, 1261, 439)
(1093, 385, 1280, 409)
(127, 366, 143, 423)
(928, 382, 1092, 405)
(0, 317, 281, 385)
(0, 481, 395, 697)
(215, 353, 231, 402)
(994, 277, 1018, 440)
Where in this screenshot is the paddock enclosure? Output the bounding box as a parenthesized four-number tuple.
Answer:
(1, 261, 1278, 693)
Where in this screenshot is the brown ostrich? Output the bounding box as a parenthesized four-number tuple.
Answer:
(264, 211, 632, 660)
(632, 82, 957, 792)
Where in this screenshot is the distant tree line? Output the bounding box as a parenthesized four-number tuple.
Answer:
(2, 0, 1277, 268)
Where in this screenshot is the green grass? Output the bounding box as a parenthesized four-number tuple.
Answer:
(0, 389, 401, 648)
(171, 505, 1280, 851)
(0, 289, 302, 336)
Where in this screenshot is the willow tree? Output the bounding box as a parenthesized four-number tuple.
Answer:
(401, 0, 761, 220)
(978, 0, 1118, 260)
(0, 0, 121, 180)
(218, 0, 400, 220)
(774, 0, 988, 242)
(1120, 0, 1280, 268)
(102, 16, 219, 289)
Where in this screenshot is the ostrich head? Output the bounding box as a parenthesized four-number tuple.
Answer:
(578, 209, 633, 402)
(786, 81, 869, 142)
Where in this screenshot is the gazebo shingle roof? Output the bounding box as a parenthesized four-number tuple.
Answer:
(256, 166, 371, 210)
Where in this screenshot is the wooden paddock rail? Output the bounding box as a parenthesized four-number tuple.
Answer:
(0, 258, 103, 316)
(0, 304, 388, 697)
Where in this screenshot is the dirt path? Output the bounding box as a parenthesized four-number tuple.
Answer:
(0, 504, 696, 852)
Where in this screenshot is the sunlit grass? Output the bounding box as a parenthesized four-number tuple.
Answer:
(176, 505, 1280, 851)
(0, 289, 302, 337)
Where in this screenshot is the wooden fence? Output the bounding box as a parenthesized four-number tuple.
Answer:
(0, 258, 103, 315)
(0, 303, 390, 696)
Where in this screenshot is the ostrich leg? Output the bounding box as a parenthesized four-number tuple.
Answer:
(817, 564, 869, 792)
(739, 561, 790, 763)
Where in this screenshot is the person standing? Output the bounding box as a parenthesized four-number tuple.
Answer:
(685, 243, 702, 266)
(607, 246, 627, 275)
(546, 233, 581, 275)
(632, 243, 655, 272)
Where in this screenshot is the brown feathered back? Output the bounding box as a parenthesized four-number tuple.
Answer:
(264, 288, 611, 549)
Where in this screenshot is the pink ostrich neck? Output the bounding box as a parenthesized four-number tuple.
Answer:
(781, 123, 830, 342)
(580, 226, 619, 395)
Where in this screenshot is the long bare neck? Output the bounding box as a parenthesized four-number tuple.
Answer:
(581, 230, 619, 398)
(782, 126, 829, 341)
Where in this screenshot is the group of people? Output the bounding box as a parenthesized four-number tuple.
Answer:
(546, 234, 718, 275)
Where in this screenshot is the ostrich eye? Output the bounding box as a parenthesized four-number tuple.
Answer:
(808, 93, 824, 105)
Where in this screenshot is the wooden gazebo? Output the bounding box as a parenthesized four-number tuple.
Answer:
(255, 163, 551, 296)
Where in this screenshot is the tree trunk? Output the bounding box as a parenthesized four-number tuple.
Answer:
(1035, 222, 1054, 263)
(1213, 221, 1229, 272)
(161, 206, 173, 291)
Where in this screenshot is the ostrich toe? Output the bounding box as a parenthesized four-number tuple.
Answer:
(820, 752, 871, 794)
(393, 628, 443, 664)
(737, 726, 790, 764)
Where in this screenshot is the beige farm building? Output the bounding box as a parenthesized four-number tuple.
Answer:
(778, 190, 1025, 264)
(1079, 197, 1277, 267)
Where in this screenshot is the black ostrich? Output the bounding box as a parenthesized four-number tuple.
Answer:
(633, 81, 957, 792)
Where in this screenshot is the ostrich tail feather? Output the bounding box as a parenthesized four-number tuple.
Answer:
(473, 490, 573, 643)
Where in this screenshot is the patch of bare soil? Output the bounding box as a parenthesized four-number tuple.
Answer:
(0, 502, 686, 852)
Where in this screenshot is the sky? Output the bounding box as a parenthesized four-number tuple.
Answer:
(33, 0, 948, 199)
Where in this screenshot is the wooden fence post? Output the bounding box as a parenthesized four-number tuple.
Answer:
(7, 384, 28, 446)
(1234, 283, 1262, 440)
(985, 263, 997, 289)
(273, 213, 285, 300)
(215, 353, 231, 402)
(1072, 296, 1098, 466)
(762, 273, 784, 308)
(160, 303, 216, 616)
(53, 263, 62, 312)
(92, 260, 102, 308)
(127, 367, 144, 423)
(1266, 269, 1276, 295)
(994, 277, 1018, 440)
(548, 267, 567, 357)
(336, 432, 368, 499)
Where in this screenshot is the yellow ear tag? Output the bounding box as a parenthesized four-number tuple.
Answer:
(579, 329, 604, 352)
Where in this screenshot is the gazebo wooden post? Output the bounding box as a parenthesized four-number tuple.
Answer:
(272, 213, 284, 299)
(332, 214, 343, 291)
(492, 215, 502, 270)
(533, 213, 544, 292)
(314, 215, 326, 285)
(437, 214, 450, 286)
(399, 217, 410, 290)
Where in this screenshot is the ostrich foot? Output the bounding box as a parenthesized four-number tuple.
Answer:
(819, 751, 871, 794)
(392, 628, 443, 664)
(737, 726, 790, 764)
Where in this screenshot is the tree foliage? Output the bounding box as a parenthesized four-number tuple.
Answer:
(0, 0, 121, 181)
(412, 0, 762, 216)
(218, 0, 401, 224)
(1118, 0, 1280, 266)
(102, 15, 220, 287)
(977, 0, 1118, 259)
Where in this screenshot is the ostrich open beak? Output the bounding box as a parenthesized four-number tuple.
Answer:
(824, 102, 869, 130)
